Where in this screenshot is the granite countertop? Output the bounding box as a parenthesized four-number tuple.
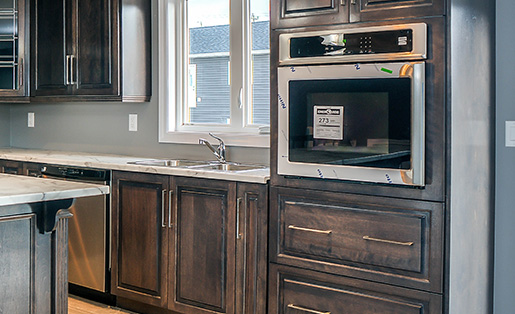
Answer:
(0, 148, 270, 184)
(0, 173, 109, 207)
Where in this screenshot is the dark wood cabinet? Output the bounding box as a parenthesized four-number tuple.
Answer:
(0, 159, 23, 174)
(269, 187, 444, 293)
(31, 0, 119, 98)
(271, 0, 444, 29)
(269, 264, 442, 314)
(111, 171, 170, 308)
(111, 171, 268, 314)
(30, 0, 151, 102)
(0, 0, 29, 101)
(170, 177, 237, 314)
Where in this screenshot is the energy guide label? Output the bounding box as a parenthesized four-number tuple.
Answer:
(313, 106, 344, 140)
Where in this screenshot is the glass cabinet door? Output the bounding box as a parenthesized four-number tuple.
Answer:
(0, 0, 26, 98)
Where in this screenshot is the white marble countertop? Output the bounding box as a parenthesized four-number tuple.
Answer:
(0, 173, 109, 207)
(0, 148, 270, 184)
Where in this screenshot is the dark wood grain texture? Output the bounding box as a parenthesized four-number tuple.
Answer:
(271, 0, 444, 29)
(270, 186, 444, 293)
(111, 171, 169, 308)
(170, 177, 236, 314)
(269, 264, 442, 314)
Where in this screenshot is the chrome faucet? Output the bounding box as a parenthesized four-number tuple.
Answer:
(199, 133, 226, 163)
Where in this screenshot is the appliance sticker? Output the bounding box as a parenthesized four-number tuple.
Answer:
(313, 105, 344, 140)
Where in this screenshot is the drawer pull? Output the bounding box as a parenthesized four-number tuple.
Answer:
(288, 225, 332, 235)
(287, 304, 330, 314)
(363, 235, 414, 246)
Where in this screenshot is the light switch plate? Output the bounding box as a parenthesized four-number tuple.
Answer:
(129, 114, 138, 132)
(506, 121, 515, 147)
(28, 112, 35, 128)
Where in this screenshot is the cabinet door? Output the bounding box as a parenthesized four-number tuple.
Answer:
(269, 264, 442, 314)
(31, 0, 70, 96)
(0, 159, 23, 174)
(350, 0, 444, 23)
(171, 177, 237, 314)
(75, 0, 119, 96)
(111, 171, 169, 308)
(0, 0, 28, 99)
(271, 0, 348, 29)
(236, 183, 268, 314)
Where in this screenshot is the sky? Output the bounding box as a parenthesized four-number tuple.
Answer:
(188, 0, 269, 27)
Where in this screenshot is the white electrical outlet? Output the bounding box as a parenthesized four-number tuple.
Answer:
(129, 114, 138, 132)
(506, 121, 515, 147)
(28, 112, 35, 128)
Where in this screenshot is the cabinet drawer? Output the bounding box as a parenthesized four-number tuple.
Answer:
(270, 187, 443, 292)
(269, 264, 442, 314)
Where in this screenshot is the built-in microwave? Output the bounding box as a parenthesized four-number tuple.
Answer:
(277, 23, 427, 186)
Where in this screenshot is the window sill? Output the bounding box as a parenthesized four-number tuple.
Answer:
(159, 131, 270, 148)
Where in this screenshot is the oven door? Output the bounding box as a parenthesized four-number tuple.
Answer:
(277, 62, 425, 186)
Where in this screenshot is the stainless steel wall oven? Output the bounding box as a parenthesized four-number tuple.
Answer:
(277, 23, 427, 186)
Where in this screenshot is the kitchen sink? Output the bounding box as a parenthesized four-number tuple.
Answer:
(128, 159, 207, 167)
(192, 163, 266, 172)
(128, 159, 266, 172)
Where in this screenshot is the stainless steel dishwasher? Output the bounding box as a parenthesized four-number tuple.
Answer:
(40, 165, 110, 293)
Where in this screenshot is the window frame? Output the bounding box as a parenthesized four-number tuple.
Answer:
(158, 0, 270, 148)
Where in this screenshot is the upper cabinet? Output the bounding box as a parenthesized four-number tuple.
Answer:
(271, 0, 445, 29)
(30, 0, 151, 102)
(0, 0, 29, 100)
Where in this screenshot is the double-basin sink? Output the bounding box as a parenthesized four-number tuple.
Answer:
(128, 159, 266, 172)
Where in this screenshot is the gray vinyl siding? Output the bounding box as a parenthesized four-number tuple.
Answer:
(189, 21, 270, 125)
(189, 56, 231, 124)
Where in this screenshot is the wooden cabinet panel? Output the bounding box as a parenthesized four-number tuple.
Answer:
(0, 0, 29, 100)
(111, 172, 169, 308)
(236, 183, 268, 314)
(32, 0, 69, 95)
(75, 0, 118, 95)
(269, 264, 442, 314)
(271, 0, 444, 29)
(272, 0, 347, 29)
(0, 214, 35, 314)
(270, 187, 444, 293)
(0, 159, 23, 174)
(31, 0, 120, 99)
(171, 177, 236, 314)
(351, 0, 445, 23)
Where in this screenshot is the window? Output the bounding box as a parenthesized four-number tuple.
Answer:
(159, 0, 270, 147)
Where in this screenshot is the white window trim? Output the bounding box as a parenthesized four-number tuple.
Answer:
(158, 0, 270, 148)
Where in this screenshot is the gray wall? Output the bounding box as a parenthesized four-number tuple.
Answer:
(0, 105, 10, 147)
(494, 1, 515, 313)
(8, 0, 269, 165)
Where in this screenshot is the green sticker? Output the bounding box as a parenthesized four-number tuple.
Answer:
(381, 67, 393, 74)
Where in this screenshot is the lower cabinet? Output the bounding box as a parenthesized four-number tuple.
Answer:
(269, 186, 444, 313)
(0, 159, 23, 174)
(269, 264, 442, 314)
(111, 171, 268, 314)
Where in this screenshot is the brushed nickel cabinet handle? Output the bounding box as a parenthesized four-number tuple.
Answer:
(70, 55, 77, 85)
(168, 190, 173, 228)
(236, 197, 243, 239)
(350, 0, 357, 4)
(363, 235, 414, 246)
(18, 58, 23, 87)
(288, 225, 332, 235)
(161, 190, 166, 228)
(66, 55, 71, 85)
(287, 304, 331, 314)
(340, 0, 346, 5)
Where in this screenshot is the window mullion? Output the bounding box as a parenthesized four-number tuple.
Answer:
(229, 0, 246, 130)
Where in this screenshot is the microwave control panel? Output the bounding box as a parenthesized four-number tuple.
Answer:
(290, 29, 413, 58)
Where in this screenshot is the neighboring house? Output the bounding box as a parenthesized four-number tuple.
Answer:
(189, 21, 270, 125)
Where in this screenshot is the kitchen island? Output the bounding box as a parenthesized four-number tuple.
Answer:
(0, 173, 109, 314)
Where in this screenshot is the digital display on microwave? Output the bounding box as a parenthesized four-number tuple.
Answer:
(288, 78, 411, 170)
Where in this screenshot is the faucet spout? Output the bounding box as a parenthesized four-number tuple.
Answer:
(199, 134, 226, 163)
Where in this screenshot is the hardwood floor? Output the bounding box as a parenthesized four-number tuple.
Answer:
(69, 295, 140, 314)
